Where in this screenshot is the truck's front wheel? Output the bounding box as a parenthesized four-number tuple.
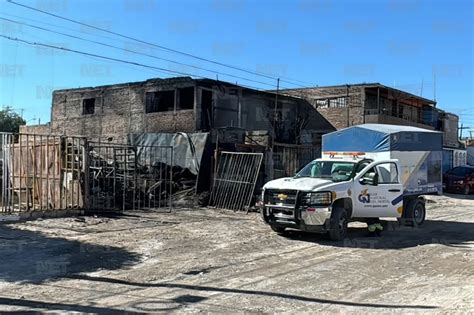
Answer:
(403, 199, 426, 227)
(328, 207, 348, 241)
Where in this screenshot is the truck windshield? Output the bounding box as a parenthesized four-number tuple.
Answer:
(295, 161, 356, 182)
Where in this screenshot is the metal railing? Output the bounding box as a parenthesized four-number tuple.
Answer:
(88, 142, 173, 212)
(210, 151, 263, 211)
(0, 133, 174, 214)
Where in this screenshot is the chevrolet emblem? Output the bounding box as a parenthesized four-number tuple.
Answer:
(277, 193, 288, 201)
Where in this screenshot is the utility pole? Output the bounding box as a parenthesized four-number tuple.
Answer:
(273, 78, 280, 138)
(459, 123, 469, 140)
(273, 78, 280, 118)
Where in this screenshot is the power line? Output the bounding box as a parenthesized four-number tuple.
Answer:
(0, 35, 207, 78)
(0, 11, 132, 45)
(6, 0, 312, 88)
(0, 35, 289, 94)
(0, 17, 281, 89)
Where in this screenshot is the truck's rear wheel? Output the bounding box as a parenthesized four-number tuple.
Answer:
(403, 199, 426, 227)
(328, 207, 348, 241)
(270, 225, 286, 234)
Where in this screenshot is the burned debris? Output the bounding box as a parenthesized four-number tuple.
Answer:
(13, 77, 337, 213)
(0, 133, 176, 215)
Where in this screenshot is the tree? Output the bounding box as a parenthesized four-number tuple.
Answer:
(0, 107, 26, 133)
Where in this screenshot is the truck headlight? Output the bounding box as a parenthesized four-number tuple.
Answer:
(301, 191, 332, 206)
(454, 180, 464, 185)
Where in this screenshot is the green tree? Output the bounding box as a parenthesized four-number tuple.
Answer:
(0, 107, 26, 133)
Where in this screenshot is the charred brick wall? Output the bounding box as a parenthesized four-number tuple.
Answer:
(50, 78, 196, 143)
(283, 85, 365, 130)
(46, 77, 336, 145)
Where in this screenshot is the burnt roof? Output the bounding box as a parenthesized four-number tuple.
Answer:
(53, 76, 195, 93)
(52, 76, 305, 102)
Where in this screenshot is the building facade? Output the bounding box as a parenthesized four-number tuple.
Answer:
(26, 77, 334, 145)
(283, 83, 459, 149)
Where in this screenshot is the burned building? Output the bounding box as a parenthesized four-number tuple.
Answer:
(282, 83, 441, 130)
(41, 77, 334, 145)
(18, 77, 336, 198)
(283, 83, 460, 147)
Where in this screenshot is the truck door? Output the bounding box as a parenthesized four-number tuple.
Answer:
(353, 161, 403, 218)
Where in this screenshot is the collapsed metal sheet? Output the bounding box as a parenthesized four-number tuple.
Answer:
(128, 132, 208, 175)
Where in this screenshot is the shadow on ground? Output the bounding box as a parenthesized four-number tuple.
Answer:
(0, 297, 145, 314)
(66, 274, 437, 310)
(0, 224, 140, 283)
(281, 219, 474, 250)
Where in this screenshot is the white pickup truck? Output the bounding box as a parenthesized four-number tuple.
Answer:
(261, 124, 443, 240)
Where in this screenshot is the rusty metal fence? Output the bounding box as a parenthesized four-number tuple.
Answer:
(210, 151, 263, 211)
(0, 132, 87, 213)
(0, 133, 174, 214)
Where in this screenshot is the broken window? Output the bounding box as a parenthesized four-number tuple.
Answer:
(145, 91, 175, 113)
(316, 97, 347, 109)
(82, 98, 95, 115)
(177, 87, 194, 110)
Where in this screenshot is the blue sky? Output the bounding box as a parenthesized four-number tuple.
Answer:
(0, 0, 472, 128)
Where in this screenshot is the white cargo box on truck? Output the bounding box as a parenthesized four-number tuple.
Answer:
(322, 124, 443, 196)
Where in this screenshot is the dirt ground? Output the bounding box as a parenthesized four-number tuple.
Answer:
(0, 194, 473, 314)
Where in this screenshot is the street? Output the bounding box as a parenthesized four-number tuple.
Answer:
(0, 194, 473, 313)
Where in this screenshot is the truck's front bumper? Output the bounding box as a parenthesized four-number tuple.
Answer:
(262, 205, 331, 233)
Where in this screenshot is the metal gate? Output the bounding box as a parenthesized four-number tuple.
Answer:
(0, 132, 86, 213)
(210, 151, 263, 211)
(88, 142, 173, 212)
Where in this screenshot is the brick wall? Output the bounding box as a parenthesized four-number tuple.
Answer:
(50, 78, 196, 143)
(19, 124, 51, 134)
(283, 85, 364, 130)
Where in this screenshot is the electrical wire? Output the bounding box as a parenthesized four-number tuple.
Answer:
(6, 0, 314, 88)
(0, 17, 280, 89)
(0, 34, 295, 95)
(0, 34, 205, 77)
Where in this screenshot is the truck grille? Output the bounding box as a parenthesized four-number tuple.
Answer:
(265, 189, 298, 207)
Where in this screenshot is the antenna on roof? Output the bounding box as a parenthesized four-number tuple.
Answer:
(433, 74, 437, 101)
(420, 78, 424, 97)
